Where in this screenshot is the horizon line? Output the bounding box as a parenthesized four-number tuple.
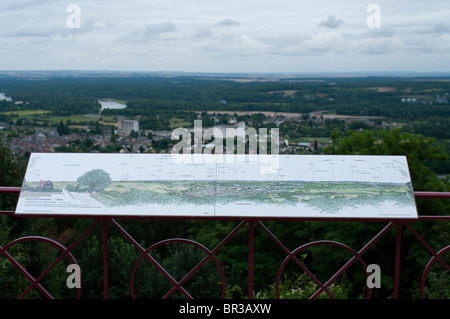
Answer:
(2, 69, 450, 77)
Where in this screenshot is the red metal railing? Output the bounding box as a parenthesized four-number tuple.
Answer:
(0, 187, 449, 299)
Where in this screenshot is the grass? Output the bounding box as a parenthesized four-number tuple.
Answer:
(3, 110, 119, 126)
(0, 110, 51, 116)
(43, 115, 99, 124)
(169, 118, 193, 129)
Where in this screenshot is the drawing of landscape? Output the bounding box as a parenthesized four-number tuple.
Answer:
(15, 153, 418, 218)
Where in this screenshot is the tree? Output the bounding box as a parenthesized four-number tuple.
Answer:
(130, 130, 139, 138)
(77, 169, 111, 193)
(57, 120, 70, 136)
(0, 145, 25, 210)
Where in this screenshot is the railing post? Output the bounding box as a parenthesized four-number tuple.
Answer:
(248, 219, 254, 299)
(393, 222, 402, 299)
(102, 218, 109, 299)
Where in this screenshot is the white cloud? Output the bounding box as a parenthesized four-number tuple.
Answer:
(124, 21, 179, 43)
(141, 21, 178, 37)
(258, 32, 311, 49)
(0, 0, 450, 72)
(318, 16, 344, 29)
(432, 23, 450, 34)
(217, 18, 240, 27)
(194, 28, 213, 39)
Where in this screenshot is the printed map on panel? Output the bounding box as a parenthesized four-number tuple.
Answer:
(15, 153, 418, 219)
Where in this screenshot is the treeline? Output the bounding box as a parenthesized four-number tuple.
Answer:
(1, 74, 449, 119)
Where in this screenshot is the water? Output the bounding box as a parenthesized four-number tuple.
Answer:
(0, 93, 12, 101)
(98, 99, 126, 110)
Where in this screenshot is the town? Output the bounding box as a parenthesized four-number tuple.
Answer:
(1, 109, 386, 157)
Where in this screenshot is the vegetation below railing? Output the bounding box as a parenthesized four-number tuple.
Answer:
(0, 120, 449, 299)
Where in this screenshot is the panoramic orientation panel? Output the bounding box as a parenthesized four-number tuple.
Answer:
(15, 153, 418, 219)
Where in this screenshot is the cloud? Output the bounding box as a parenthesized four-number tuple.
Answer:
(432, 23, 450, 34)
(365, 26, 396, 38)
(1, 1, 449, 72)
(318, 16, 343, 29)
(194, 28, 213, 39)
(217, 18, 240, 27)
(0, 0, 56, 10)
(1, 18, 99, 39)
(142, 21, 178, 37)
(258, 32, 311, 49)
(3, 29, 53, 38)
(126, 21, 179, 42)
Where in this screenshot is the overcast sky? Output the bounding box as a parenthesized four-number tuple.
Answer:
(1, 0, 449, 74)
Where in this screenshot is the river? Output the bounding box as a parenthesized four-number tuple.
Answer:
(98, 99, 126, 110)
(0, 93, 12, 101)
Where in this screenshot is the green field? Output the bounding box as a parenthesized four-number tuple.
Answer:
(34, 180, 415, 214)
(0, 110, 51, 116)
(169, 118, 193, 129)
(2, 110, 118, 127)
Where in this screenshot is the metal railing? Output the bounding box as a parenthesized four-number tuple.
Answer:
(1, 187, 449, 299)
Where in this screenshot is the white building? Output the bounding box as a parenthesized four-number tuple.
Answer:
(118, 116, 139, 135)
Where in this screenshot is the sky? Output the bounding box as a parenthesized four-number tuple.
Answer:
(1, 0, 450, 74)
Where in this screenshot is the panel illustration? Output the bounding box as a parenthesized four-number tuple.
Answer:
(15, 153, 418, 219)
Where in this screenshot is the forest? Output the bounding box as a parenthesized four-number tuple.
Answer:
(1, 72, 450, 119)
(0, 71, 449, 299)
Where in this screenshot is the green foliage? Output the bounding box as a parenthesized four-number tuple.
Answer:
(76, 169, 112, 193)
(0, 242, 38, 298)
(416, 269, 450, 299)
(131, 243, 224, 299)
(0, 235, 79, 299)
(2, 74, 450, 119)
(255, 272, 356, 299)
(188, 220, 249, 294)
(57, 120, 71, 136)
(0, 144, 25, 210)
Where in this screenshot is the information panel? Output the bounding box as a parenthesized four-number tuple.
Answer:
(15, 153, 418, 219)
